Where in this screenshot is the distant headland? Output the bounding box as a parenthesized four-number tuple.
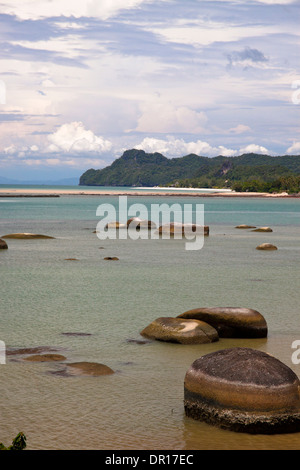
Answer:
(79, 149, 300, 195)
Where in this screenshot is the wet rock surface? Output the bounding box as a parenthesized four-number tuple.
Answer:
(140, 317, 219, 344)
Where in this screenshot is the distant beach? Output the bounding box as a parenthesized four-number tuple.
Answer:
(0, 186, 295, 198)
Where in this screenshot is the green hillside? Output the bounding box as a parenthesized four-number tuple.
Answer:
(79, 149, 300, 193)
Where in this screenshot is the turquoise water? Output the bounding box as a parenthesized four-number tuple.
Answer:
(0, 191, 300, 450)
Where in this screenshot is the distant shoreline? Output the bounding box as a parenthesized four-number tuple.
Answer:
(0, 188, 297, 198)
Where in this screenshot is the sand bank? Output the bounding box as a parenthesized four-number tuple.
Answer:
(0, 188, 296, 197)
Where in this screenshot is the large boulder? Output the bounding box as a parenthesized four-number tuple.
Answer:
(184, 348, 300, 434)
(140, 317, 219, 344)
(177, 307, 267, 338)
(1, 233, 55, 239)
(0, 238, 8, 249)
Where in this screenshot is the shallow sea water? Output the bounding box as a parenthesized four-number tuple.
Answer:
(0, 194, 300, 450)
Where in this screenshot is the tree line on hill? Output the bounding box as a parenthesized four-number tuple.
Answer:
(79, 149, 300, 194)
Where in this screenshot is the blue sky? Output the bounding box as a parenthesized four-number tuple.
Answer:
(0, 0, 299, 180)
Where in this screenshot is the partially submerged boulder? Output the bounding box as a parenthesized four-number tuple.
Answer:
(158, 223, 209, 237)
(104, 256, 119, 261)
(127, 217, 156, 230)
(252, 227, 273, 232)
(0, 238, 8, 249)
(256, 243, 277, 251)
(1, 233, 55, 239)
(184, 348, 300, 434)
(140, 317, 219, 344)
(177, 307, 267, 338)
(105, 221, 126, 229)
(235, 224, 256, 229)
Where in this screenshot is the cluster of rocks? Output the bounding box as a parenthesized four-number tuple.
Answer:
(103, 218, 209, 237)
(141, 307, 268, 344)
(235, 225, 278, 251)
(7, 345, 114, 377)
(141, 307, 300, 434)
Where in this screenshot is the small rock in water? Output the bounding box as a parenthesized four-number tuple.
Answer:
(23, 354, 66, 362)
(252, 227, 273, 232)
(1, 233, 55, 239)
(235, 225, 256, 229)
(0, 238, 8, 249)
(256, 243, 277, 251)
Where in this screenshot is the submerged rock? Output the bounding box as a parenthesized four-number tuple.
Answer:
(104, 256, 119, 261)
(256, 243, 277, 251)
(0, 238, 8, 249)
(1, 233, 55, 239)
(126, 338, 151, 345)
(24, 354, 66, 362)
(7, 346, 61, 356)
(65, 361, 114, 376)
(61, 332, 92, 337)
(140, 317, 219, 344)
(184, 347, 300, 434)
(177, 307, 267, 338)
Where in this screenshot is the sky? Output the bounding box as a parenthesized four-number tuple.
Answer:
(0, 0, 299, 181)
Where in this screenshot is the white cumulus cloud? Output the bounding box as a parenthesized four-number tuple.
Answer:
(229, 125, 251, 134)
(135, 137, 237, 157)
(286, 142, 300, 154)
(46, 122, 112, 154)
(239, 144, 270, 154)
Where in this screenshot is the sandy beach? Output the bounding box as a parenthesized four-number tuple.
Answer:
(0, 188, 295, 197)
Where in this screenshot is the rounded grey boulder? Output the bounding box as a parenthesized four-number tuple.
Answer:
(177, 307, 268, 338)
(140, 317, 219, 344)
(184, 347, 300, 434)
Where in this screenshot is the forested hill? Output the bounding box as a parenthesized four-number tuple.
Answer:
(79, 148, 300, 189)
